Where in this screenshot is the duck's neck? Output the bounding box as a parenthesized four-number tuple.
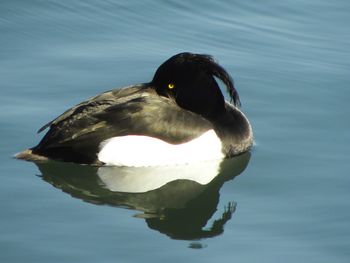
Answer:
(177, 83, 226, 121)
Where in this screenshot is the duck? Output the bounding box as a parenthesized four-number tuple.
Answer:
(16, 52, 253, 166)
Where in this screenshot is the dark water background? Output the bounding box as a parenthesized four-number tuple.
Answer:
(1, 1, 349, 262)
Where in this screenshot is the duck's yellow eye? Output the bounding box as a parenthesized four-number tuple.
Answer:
(168, 83, 175, 89)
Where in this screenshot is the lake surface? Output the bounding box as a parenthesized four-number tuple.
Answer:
(1, 1, 349, 262)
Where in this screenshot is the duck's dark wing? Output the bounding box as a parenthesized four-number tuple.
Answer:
(33, 84, 213, 164)
(37, 84, 145, 133)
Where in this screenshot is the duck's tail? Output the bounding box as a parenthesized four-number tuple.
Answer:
(15, 149, 48, 162)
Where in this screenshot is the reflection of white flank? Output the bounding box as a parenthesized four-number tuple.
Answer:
(98, 129, 224, 167)
(97, 159, 222, 193)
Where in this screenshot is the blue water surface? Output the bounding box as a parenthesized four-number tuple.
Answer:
(1, 1, 350, 262)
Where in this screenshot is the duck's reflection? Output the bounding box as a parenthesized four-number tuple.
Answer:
(35, 152, 250, 240)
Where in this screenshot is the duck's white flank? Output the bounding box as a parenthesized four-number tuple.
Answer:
(98, 129, 224, 167)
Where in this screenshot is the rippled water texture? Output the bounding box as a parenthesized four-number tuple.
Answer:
(1, 1, 349, 262)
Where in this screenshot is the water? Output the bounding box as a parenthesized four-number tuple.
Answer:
(1, 0, 349, 262)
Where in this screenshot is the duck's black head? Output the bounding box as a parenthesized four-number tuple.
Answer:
(152, 52, 240, 120)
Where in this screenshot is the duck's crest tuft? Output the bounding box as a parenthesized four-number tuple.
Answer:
(175, 52, 241, 107)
